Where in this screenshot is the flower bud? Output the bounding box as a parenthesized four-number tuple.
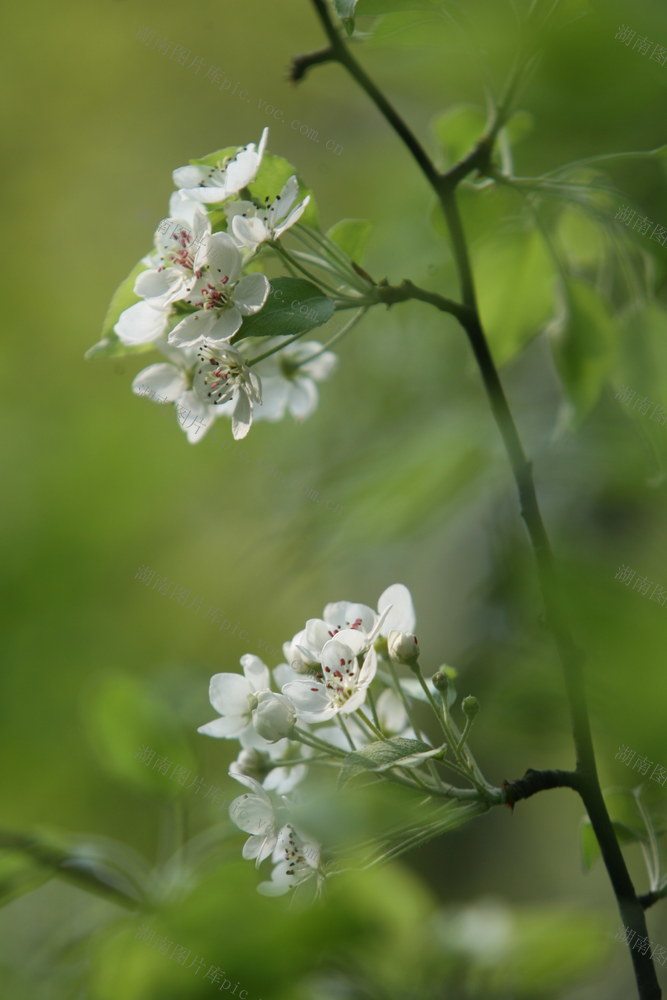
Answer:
(462, 695, 479, 719)
(387, 629, 420, 665)
(252, 691, 297, 742)
(432, 670, 449, 692)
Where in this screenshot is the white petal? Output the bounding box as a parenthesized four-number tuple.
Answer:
(231, 390, 253, 440)
(323, 602, 376, 634)
(252, 377, 289, 422)
(175, 389, 218, 444)
(115, 301, 168, 345)
(206, 232, 242, 283)
(241, 654, 270, 693)
(273, 195, 310, 239)
(229, 793, 274, 835)
(197, 716, 246, 738)
(378, 584, 416, 635)
(232, 215, 268, 248)
(233, 273, 270, 315)
(172, 165, 207, 189)
(282, 680, 332, 721)
(376, 689, 408, 734)
(168, 311, 215, 347)
(208, 672, 252, 716)
(287, 379, 318, 421)
(132, 363, 186, 403)
(134, 268, 185, 307)
(323, 629, 368, 657)
(206, 307, 242, 344)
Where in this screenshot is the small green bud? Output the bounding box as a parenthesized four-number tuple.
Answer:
(462, 695, 479, 719)
(432, 670, 449, 692)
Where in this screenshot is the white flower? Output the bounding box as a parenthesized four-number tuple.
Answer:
(252, 339, 337, 423)
(282, 629, 378, 723)
(131, 342, 222, 443)
(253, 692, 297, 743)
(173, 128, 269, 205)
(290, 600, 379, 668)
(377, 584, 416, 636)
(227, 176, 310, 249)
(257, 824, 322, 897)
(133, 211, 211, 309)
(229, 774, 279, 865)
(192, 343, 262, 440)
(197, 655, 271, 741)
(168, 232, 270, 348)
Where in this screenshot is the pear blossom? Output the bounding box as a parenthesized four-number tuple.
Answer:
(172, 128, 269, 204)
(282, 629, 378, 723)
(193, 343, 262, 440)
(230, 739, 310, 795)
(197, 654, 271, 741)
(229, 774, 279, 864)
(133, 210, 211, 309)
(257, 824, 322, 896)
(131, 342, 223, 443)
(227, 175, 310, 249)
(251, 339, 338, 423)
(168, 232, 270, 348)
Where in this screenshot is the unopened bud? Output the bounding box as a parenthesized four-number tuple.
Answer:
(462, 695, 479, 719)
(252, 692, 297, 742)
(432, 670, 449, 692)
(387, 629, 420, 665)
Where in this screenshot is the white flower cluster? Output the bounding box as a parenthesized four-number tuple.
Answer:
(110, 129, 339, 441)
(197, 584, 450, 896)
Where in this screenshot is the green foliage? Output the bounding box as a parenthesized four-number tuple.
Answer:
(548, 277, 617, 420)
(85, 673, 196, 797)
(340, 736, 443, 782)
(326, 218, 373, 263)
(474, 226, 556, 366)
(234, 277, 335, 340)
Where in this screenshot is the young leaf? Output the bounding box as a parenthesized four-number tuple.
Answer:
(579, 817, 646, 872)
(548, 278, 617, 420)
(234, 277, 335, 340)
(474, 227, 556, 366)
(326, 218, 373, 263)
(432, 105, 487, 168)
(340, 737, 444, 783)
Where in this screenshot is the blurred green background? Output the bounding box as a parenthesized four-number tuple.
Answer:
(2, 0, 667, 996)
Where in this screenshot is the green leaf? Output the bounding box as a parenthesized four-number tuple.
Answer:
(340, 737, 443, 784)
(474, 227, 557, 366)
(432, 104, 487, 168)
(326, 218, 373, 263)
(580, 817, 645, 872)
(335, 0, 358, 33)
(85, 673, 196, 797)
(357, 0, 435, 11)
(235, 278, 335, 340)
(86, 258, 155, 360)
(549, 278, 617, 420)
